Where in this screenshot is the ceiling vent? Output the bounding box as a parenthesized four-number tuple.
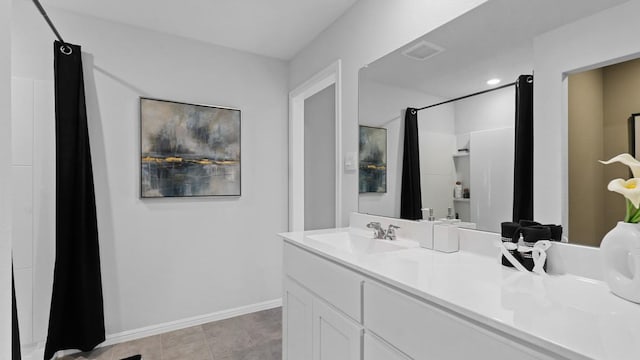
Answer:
(401, 41, 444, 61)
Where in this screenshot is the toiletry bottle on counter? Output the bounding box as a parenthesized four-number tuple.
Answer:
(439, 207, 460, 224)
(419, 208, 440, 249)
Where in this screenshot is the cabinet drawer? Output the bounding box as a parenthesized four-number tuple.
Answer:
(284, 243, 363, 322)
(364, 281, 552, 360)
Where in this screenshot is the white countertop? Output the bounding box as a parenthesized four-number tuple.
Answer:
(280, 227, 640, 360)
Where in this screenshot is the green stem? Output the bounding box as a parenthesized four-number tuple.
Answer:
(626, 199, 640, 223)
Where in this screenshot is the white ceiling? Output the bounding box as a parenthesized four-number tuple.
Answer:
(361, 0, 631, 99)
(44, 0, 359, 60)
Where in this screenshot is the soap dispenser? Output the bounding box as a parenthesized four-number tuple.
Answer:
(433, 207, 461, 253)
(433, 221, 460, 253)
(419, 208, 440, 249)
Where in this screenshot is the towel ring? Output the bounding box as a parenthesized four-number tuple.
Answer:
(60, 44, 72, 55)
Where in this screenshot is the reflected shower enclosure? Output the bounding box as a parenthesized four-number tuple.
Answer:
(359, 125, 387, 193)
(140, 98, 241, 197)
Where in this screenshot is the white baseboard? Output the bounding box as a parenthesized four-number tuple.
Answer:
(22, 298, 282, 360)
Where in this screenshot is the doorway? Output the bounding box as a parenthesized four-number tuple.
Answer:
(304, 85, 336, 230)
(289, 60, 342, 231)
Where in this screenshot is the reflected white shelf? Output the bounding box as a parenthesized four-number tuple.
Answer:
(453, 198, 470, 202)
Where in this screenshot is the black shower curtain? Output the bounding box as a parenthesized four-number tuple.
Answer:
(512, 74, 534, 222)
(44, 41, 105, 360)
(400, 108, 423, 220)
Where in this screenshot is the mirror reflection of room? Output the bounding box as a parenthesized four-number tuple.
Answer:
(358, 76, 516, 233)
(568, 56, 640, 246)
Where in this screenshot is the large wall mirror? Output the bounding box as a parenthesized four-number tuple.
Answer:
(358, 0, 629, 234)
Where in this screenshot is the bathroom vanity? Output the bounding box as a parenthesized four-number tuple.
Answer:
(280, 214, 640, 360)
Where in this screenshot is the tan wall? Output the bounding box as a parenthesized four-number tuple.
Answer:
(568, 69, 606, 246)
(568, 57, 640, 246)
(603, 58, 640, 232)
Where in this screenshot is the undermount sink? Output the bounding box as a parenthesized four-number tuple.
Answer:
(306, 231, 406, 254)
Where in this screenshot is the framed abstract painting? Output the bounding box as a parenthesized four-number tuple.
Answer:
(359, 125, 387, 193)
(140, 98, 241, 198)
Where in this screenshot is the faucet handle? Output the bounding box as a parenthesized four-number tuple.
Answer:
(366, 221, 382, 229)
(385, 224, 400, 240)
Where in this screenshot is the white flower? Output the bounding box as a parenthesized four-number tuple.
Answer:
(599, 153, 640, 178)
(607, 178, 640, 208)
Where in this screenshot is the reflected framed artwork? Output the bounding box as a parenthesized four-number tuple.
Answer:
(140, 98, 241, 198)
(629, 113, 640, 159)
(359, 125, 387, 193)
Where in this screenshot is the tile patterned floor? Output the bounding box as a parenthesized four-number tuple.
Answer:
(60, 307, 282, 360)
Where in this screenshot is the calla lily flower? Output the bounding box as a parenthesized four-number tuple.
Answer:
(599, 153, 640, 177)
(607, 178, 640, 208)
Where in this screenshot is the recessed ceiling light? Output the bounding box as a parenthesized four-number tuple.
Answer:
(487, 78, 501, 86)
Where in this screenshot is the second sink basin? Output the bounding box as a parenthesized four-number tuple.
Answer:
(306, 231, 406, 255)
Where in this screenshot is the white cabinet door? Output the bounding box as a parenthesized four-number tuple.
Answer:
(283, 277, 313, 360)
(313, 299, 362, 360)
(364, 333, 412, 360)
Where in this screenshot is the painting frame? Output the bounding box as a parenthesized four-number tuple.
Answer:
(140, 97, 241, 198)
(359, 125, 387, 194)
(629, 113, 640, 160)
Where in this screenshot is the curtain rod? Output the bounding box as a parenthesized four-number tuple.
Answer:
(412, 81, 516, 114)
(31, 0, 66, 44)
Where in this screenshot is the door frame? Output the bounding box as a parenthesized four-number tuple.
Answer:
(289, 60, 343, 231)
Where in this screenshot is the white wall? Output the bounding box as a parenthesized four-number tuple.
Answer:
(290, 0, 488, 225)
(358, 79, 453, 218)
(11, 1, 288, 346)
(0, 0, 12, 356)
(304, 84, 336, 230)
(533, 0, 640, 227)
(11, 76, 56, 348)
(418, 131, 456, 219)
(454, 85, 514, 135)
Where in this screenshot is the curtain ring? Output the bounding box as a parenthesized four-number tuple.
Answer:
(526, 76, 533, 83)
(60, 45, 73, 55)
(411, 109, 417, 115)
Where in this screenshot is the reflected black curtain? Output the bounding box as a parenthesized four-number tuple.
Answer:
(12, 265, 21, 360)
(401, 108, 423, 220)
(513, 75, 534, 222)
(44, 41, 105, 360)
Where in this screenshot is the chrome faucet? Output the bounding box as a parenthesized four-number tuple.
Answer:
(366, 222, 401, 240)
(366, 222, 386, 239)
(385, 225, 400, 240)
